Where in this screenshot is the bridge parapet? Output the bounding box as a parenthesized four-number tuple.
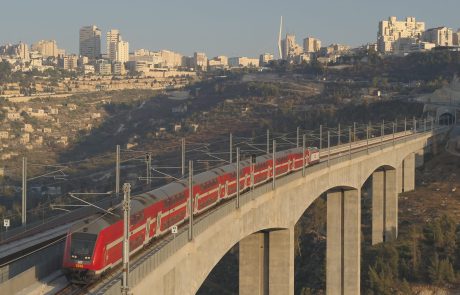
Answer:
(90, 127, 448, 295)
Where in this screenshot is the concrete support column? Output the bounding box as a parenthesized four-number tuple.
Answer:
(372, 169, 398, 244)
(327, 189, 361, 295)
(372, 171, 384, 245)
(326, 191, 342, 295)
(403, 153, 415, 192)
(268, 228, 294, 295)
(396, 162, 403, 193)
(384, 169, 398, 241)
(239, 232, 268, 295)
(343, 189, 361, 295)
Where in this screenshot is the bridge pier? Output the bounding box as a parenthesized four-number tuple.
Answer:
(372, 169, 398, 245)
(239, 228, 294, 295)
(326, 189, 361, 295)
(402, 153, 415, 192)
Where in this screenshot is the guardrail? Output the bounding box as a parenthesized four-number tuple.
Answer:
(96, 126, 448, 295)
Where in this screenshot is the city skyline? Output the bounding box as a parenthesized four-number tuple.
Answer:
(1, 0, 459, 57)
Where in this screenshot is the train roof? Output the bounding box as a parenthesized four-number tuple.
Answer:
(69, 212, 118, 235)
(194, 170, 220, 184)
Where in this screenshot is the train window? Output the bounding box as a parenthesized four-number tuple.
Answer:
(166, 192, 186, 208)
(70, 233, 97, 261)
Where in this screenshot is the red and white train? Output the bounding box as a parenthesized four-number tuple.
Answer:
(62, 146, 320, 283)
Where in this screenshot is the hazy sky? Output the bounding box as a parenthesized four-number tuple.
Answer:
(1, 0, 459, 57)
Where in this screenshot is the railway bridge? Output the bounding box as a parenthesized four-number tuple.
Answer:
(87, 126, 446, 295)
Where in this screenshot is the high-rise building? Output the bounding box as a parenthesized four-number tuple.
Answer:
(423, 27, 453, 46)
(454, 29, 460, 46)
(377, 16, 425, 53)
(303, 37, 321, 53)
(79, 25, 101, 59)
(17, 42, 29, 60)
(107, 29, 121, 60)
(32, 40, 59, 58)
(193, 52, 208, 71)
(259, 53, 274, 66)
(107, 29, 129, 62)
(58, 54, 78, 70)
(281, 34, 302, 60)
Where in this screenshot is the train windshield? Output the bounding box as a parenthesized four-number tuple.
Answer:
(70, 233, 97, 261)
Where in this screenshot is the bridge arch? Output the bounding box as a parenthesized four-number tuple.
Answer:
(129, 132, 434, 295)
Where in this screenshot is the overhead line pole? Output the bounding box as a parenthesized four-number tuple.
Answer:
(266, 129, 270, 154)
(22, 157, 27, 225)
(302, 134, 306, 177)
(236, 147, 240, 208)
(296, 126, 300, 147)
(116, 145, 120, 197)
(229, 133, 233, 163)
(188, 160, 194, 241)
(319, 125, 323, 150)
(181, 138, 185, 177)
(121, 183, 131, 295)
(272, 140, 276, 190)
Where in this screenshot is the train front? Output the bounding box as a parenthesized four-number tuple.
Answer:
(62, 214, 111, 284)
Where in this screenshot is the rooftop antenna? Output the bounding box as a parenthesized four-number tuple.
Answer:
(278, 16, 283, 59)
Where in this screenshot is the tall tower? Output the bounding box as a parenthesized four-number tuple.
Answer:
(79, 25, 101, 59)
(107, 29, 121, 60)
(278, 16, 283, 59)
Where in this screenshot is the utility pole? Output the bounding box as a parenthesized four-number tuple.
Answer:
(319, 125, 323, 150)
(349, 127, 352, 160)
(353, 122, 356, 142)
(381, 121, 384, 148)
(229, 133, 233, 163)
(272, 140, 276, 190)
(116, 145, 120, 196)
(327, 131, 330, 167)
(181, 138, 185, 177)
(338, 123, 341, 145)
(266, 129, 270, 154)
(22, 157, 27, 225)
(121, 183, 131, 295)
(366, 125, 369, 154)
(404, 118, 407, 135)
(145, 153, 151, 185)
(236, 147, 240, 208)
(413, 117, 416, 133)
(188, 160, 193, 241)
(296, 126, 300, 147)
(302, 134, 306, 177)
(393, 122, 395, 146)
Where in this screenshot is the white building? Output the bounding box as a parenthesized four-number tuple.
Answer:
(377, 16, 425, 53)
(228, 57, 259, 68)
(303, 37, 322, 53)
(423, 27, 453, 47)
(79, 25, 101, 59)
(259, 53, 273, 66)
(31, 40, 59, 58)
(107, 29, 129, 63)
(193, 52, 208, 71)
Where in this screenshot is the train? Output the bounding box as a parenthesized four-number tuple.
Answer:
(62, 146, 320, 283)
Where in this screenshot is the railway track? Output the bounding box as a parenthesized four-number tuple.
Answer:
(52, 128, 449, 294)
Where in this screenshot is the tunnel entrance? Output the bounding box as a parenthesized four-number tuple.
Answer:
(439, 113, 455, 125)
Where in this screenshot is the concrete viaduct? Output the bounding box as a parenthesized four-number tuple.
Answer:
(95, 128, 444, 295)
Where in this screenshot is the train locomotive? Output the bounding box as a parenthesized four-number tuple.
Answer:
(62, 146, 320, 283)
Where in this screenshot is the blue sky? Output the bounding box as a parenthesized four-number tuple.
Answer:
(1, 0, 459, 57)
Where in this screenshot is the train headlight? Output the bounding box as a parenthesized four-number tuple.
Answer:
(71, 255, 77, 259)
(85, 256, 90, 260)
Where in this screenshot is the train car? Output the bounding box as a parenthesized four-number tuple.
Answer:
(63, 145, 321, 284)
